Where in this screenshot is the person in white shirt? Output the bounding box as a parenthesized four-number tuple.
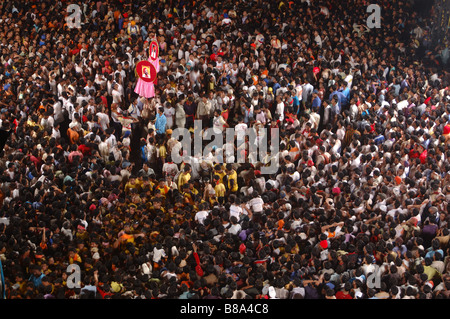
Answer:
(302, 80, 314, 105)
(163, 103, 175, 129)
(249, 191, 264, 214)
(106, 128, 117, 148)
(152, 243, 166, 264)
(162, 159, 179, 179)
(112, 83, 123, 105)
(228, 216, 242, 235)
(183, 18, 194, 34)
(212, 110, 227, 134)
(64, 96, 76, 121)
(275, 95, 285, 122)
(53, 101, 64, 124)
(57, 78, 66, 98)
(336, 120, 346, 141)
(98, 137, 110, 161)
(194, 203, 210, 225)
(51, 123, 61, 140)
(114, 63, 126, 80)
(96, 109, 110, 132)
(349, 99, 359, 120)
(310, 111, 321, 130)
(314, 31, 322, 48)
(330, 136, 342, 156)
(234, 117, 248, 147)
(40, 111, 54, 132)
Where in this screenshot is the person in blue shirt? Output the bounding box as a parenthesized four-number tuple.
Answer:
(80, 276, 98, 298)
(155, 107, 167, 135)
(140, 138, 148, 163)
(422, 133, 431, 150)
(271, 76, 281, 96)
(140, 25, 148, 41)
(118, 13, 125, 31)
(341, 83, 350, 108)
(329, 84, 345, 108)
(425, 239, 444, 260)
(374, 133, 385, 145)
(243, 103, 253, 124)
(330, 96, 340, 123)
(293, 94, 300, 115)
(28, 264, 45, 289)
(311, 90, 322, 113)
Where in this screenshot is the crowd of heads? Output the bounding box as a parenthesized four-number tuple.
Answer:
(0, 0, 450, 299)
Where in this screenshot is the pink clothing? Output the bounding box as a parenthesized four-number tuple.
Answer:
(134, 57, 159, 98)
(134, 78, 156, 98)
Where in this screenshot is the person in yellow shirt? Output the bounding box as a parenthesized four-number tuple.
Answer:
(152, 188, 166, 207)
(224, 163, 238, 194)
(213, 174, 226, 205)
(155, 178, 170, 198)
(178, 164, 191, 189)
(213, 164, 226, 184)
(146, 197, 165, 218)
(124, 175, 143, 194)
(68, 248, 82, 264)
(423, 257, 441, 281)
(13, 273, 28, 296)
(181, 183, 194, 205)
(159, 142, 167, 159)
(157, 140, 167, 173)
(188, 181, 199, 196)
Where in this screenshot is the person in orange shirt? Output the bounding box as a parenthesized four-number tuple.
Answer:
(67, 126, 80, 145)
(155, 178, 170, 198)
(68, 248, 82, 265)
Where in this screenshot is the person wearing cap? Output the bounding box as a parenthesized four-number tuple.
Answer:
(127, 19, 139, 37)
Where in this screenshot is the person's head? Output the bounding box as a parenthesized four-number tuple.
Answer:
(31, 264, 41, 277)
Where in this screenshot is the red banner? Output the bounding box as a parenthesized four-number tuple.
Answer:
(136, 60, 157, 83)
(149, 40, 159, 62)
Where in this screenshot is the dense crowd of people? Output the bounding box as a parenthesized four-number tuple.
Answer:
(0, 0, 449, 300)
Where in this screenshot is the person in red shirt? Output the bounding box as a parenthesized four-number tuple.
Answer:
(443, 123, 450, 144)
(29, 149, 42, 169)
(408, 143, 421, 159)
(78, 138, 92, 157)
(418, 144, 428, 164)
(408, 143, 428, 164)
(221, 104, 229, 122)
(335, 282, 353, 299)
